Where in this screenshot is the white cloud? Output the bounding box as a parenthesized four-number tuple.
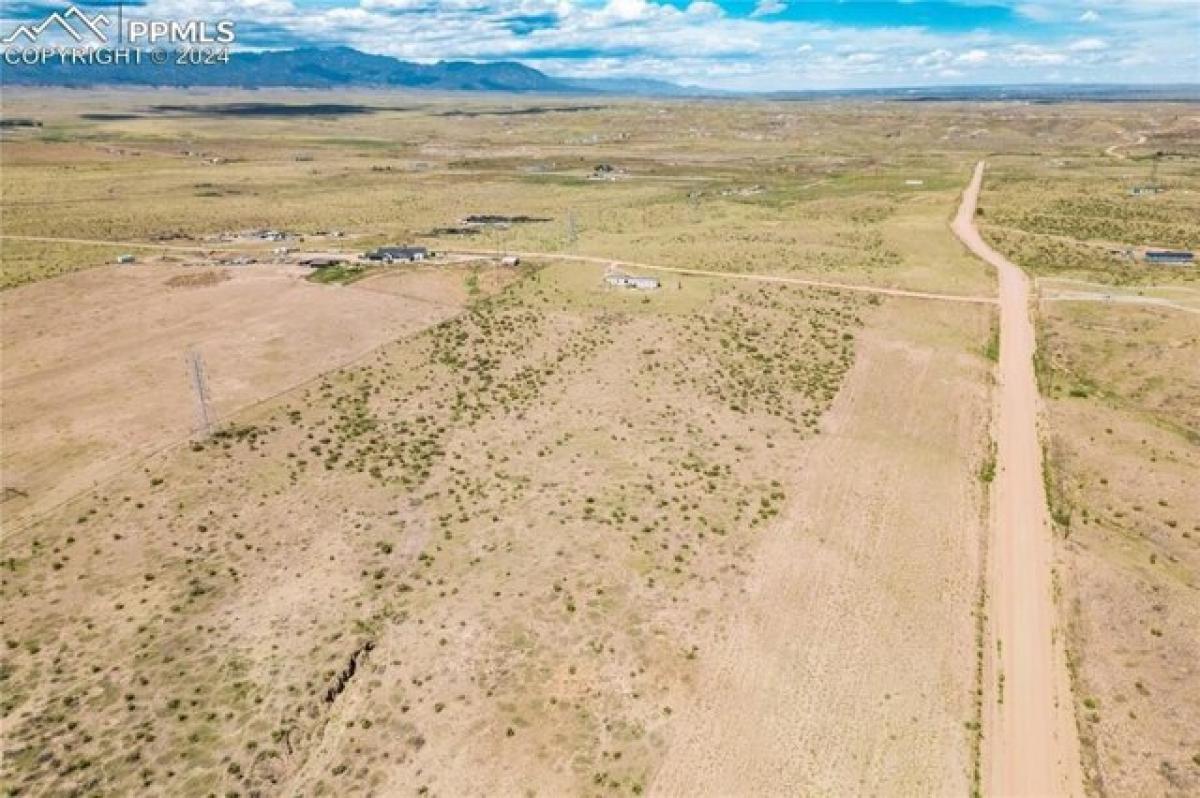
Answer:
(845, 52, 880, 65)
(1006, 44, 1069, 65)
(1068, 37, 1107, 51)
(914, 48, 950, 67)
(119, 0, 1200, 90)
(686, 1, 723, 18)
(605, 0, 653, 22)
(750, 0, 786, 18)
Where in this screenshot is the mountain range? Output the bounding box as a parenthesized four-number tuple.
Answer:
(0, 46, 714, 95)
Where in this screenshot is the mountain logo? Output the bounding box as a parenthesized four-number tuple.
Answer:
(2, 5, 111, 45)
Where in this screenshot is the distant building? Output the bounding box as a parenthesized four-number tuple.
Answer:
(606, 274, 660, 290)
(245, 229, 288, 241)
(300, 257, 345, 268)
(500, 255, 520, 267)
(1128, 186, 1162, 196)
(590, 164, 620, 181)
(116, 254, 135, 264)
(366, 246, 428, 263)
(1144, 250, 1194, 265)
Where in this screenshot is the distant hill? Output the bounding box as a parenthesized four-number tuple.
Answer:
(765, 83, 1200, 103)
(560, 76, 730, 97)
(0, 46, 574, 92)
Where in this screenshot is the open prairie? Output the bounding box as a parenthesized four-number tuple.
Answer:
(2, 89, 1198, 796)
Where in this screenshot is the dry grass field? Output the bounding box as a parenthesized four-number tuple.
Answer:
(1035, 301, 1200, 798)
(2, 88, 1198, 796)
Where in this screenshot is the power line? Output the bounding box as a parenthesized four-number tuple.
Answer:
(187, 347, 216, 436)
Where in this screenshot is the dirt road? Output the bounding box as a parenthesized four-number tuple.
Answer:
(1037, 277, 1200, 315)
(1104, 133, 1147, 159)
(447, 247, 998, 305)
(952, 162, 1084, 797)
(0, 233, 245, 254)
(1040, 291, 1200, 315)
(2, 234, 997, 306)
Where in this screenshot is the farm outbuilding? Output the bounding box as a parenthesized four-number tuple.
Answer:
(367, 246, 428, 263)
(1143, 250, 1194, 264)
(300, 257, 345, 268)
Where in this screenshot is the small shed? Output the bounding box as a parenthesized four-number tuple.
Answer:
(500, 255, 521, 267)
(116, 254, 136, 264)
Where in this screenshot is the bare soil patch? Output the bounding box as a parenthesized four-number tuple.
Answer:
(651, 298, 993, 795)
(164, 270, 232, 289)
(0, 260, 460, 524)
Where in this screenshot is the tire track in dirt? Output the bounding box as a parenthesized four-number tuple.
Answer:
(951, 161, 1084, 797)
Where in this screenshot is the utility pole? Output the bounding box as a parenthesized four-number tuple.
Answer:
(187, 347, 216, 436)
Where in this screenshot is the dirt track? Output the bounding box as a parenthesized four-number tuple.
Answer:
(446, 248, 999, 305)
(1104, 133, 1147, 159)
(0, 233, 245, 254)
(1, 234, 997, 306)
(952, 162, 1084, 797)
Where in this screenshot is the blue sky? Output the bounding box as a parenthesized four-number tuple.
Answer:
(5, 1, 1198, 88)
